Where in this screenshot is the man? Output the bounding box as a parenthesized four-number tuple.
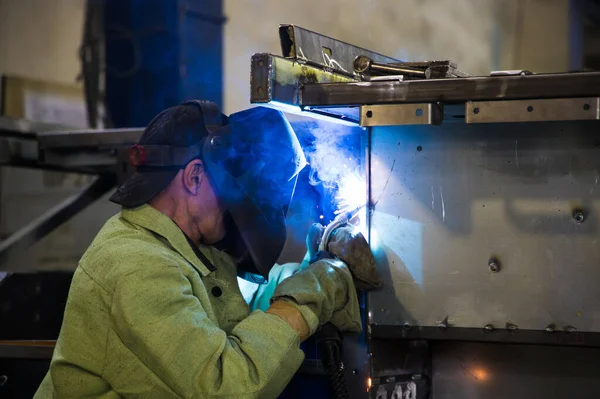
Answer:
(34, 101, 374, 398)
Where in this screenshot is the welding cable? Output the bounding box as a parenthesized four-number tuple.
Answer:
(316, 323, 349, 399)
(319, 204, 365, 252)
(309, 249, 349, 398)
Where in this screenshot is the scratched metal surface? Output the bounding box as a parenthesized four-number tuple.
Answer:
(368, 120, 600, 332)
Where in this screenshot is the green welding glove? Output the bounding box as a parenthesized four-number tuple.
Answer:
(271, 258, 361, 335)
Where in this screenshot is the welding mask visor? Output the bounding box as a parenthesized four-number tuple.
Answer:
(203, 107, 307, 280)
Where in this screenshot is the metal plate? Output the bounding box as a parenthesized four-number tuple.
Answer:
(279, 25, 400, 77)
(466, 98, 600, 123)
(367, 120, 600, 334)
(360, 104, 443, 126)
(431, 341, 600, 398)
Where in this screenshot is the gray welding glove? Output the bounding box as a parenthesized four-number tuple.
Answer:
(327, 226, 382, 290)
(271, 258, 361, 335)
(306, 223, 381, 291)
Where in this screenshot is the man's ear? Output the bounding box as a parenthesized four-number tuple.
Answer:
(182, 159, 204, 195)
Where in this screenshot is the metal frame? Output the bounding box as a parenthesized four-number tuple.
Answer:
(0, 116, 141, 271)
(249, 29, 600, 398)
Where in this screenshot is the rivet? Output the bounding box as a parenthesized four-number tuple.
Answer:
(565, 325, 577, 333)
(545, 324, 555, 333)
(506, 322, 519, 332)
(484, 324, 494, 332)
(403, 322, 412, 331)
(573, 210, 585, 224)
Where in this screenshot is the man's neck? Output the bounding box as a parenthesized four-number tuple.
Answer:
(149, 197, 202, 245)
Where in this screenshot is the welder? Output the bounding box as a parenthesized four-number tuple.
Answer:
(33, 100, 379, 398)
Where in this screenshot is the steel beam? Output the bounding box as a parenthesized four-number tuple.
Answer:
(250, 53, 357, 105)
(278, 25, 400, 77)
(299, 72, 600, 106)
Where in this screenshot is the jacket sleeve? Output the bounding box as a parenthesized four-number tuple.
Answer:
(110, 262, 304, 399)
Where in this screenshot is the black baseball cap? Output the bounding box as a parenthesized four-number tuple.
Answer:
(109, 101, 228, 208)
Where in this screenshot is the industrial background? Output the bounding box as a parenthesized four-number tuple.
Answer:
(0, 0, 586, 273)
(1, 0, 600, 398)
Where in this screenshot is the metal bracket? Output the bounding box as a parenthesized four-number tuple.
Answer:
(360, 104, 444, 126)
(466, 97, 600, 124)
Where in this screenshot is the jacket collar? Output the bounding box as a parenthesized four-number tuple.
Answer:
(121, 204, 216, 276)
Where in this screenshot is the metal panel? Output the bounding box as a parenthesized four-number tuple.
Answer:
(367, 120, 600, 335)
(299, 72, 600, 106)
(466, 98, 600, 123)
(279, 25, 400, 77)
(431, 341, 600, 398)
(360, 104, 443, 126)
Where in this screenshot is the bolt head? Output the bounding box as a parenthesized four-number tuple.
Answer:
(573, 211, 585, 224)
(489, 261, 500, 273)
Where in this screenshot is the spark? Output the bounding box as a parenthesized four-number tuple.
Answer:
(334, 173, 366, 216)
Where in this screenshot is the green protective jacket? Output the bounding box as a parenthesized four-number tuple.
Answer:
(34, 205, 308, 399)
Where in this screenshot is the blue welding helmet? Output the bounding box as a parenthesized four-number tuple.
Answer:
(203, 106, 307, 279)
